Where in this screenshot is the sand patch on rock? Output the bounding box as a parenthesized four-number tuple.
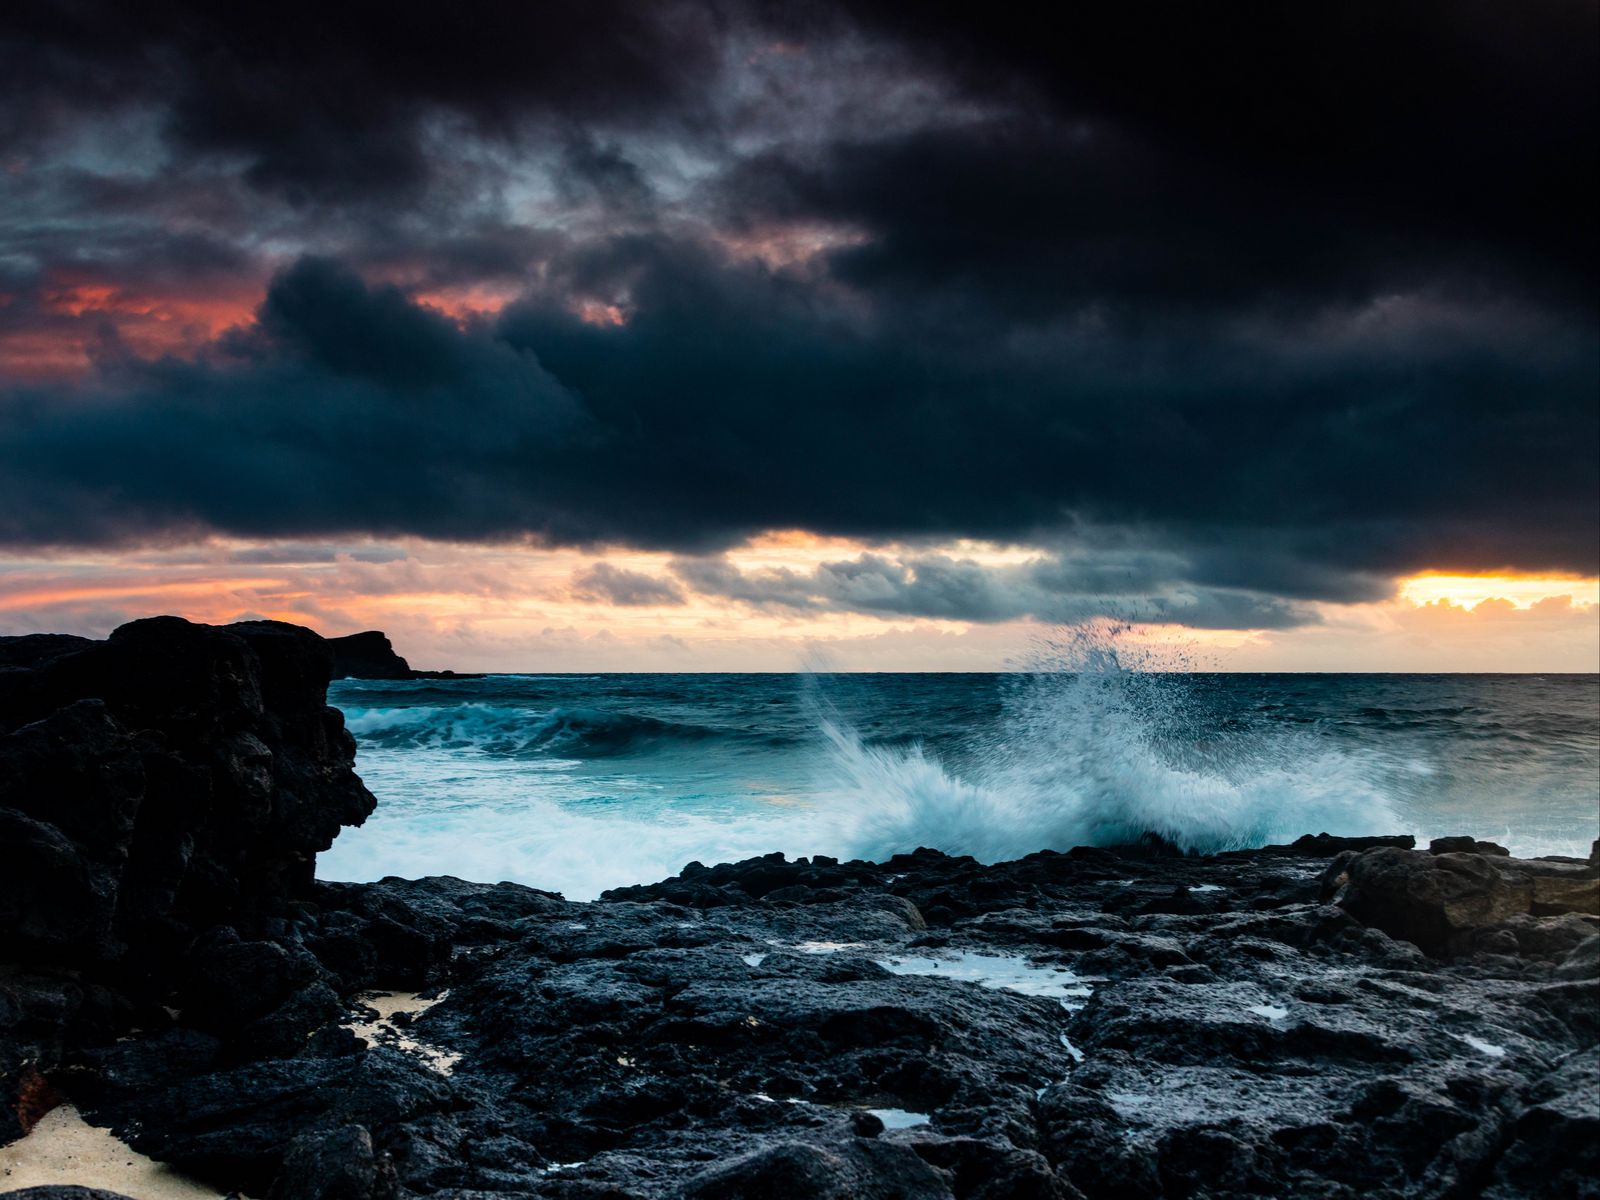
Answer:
(0, 1102, 241, 1198)
(344, 990, 461, 1074)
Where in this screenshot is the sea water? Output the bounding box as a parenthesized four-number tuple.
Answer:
(318, 663, 1599, 900)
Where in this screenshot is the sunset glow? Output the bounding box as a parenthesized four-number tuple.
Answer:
(1, 536, 1593, 672)
(0, 3, 1593, 673)
(2, 9, 1596, 1195)
(1398, 573, 1600, 611)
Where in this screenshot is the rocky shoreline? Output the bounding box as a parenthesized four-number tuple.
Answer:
(2, 619, 1596, 1199)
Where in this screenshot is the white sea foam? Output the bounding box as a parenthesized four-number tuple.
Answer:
(318, 754, 817, 899)
(819, 626, 1404, 864)
(319, 625, 1441, 897)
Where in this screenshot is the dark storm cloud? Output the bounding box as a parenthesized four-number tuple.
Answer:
(1, 0, 725, 201)
(0, 0, 1596, 627)
(0, 259, 589, 544)
(491, 234, 1598, 575)
(0, 237, 1595, 606)
(571, 563, 686, 607)
(667, 550, 1314, 630)
(831, 1, 1597, 299)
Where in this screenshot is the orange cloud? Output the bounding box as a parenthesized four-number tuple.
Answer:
(411, 283, 524, 323)
(2, 269, 266, 380)
(1399, 572, 1600, 611)
(570, 298, 629, 327)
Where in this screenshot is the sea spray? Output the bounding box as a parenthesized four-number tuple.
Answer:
(318, 655, 1595, 898)
(819, 621, 1405, 861)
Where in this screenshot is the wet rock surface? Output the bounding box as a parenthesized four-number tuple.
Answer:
(5, 843, 1594, 1198)
(1, 620, 1595, 1197)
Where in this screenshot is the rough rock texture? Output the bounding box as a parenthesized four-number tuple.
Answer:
(2, 843, 1588, 1199)
(0, 617, 374, 1139)
(1429, 836, 1512, 857)
(1327, 844, 1600, 956)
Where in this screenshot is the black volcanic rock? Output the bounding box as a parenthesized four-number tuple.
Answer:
(39, 842, 1590, 1199)
(0, 617, 374, 962)
(1429, 835, 1511, 856)
(1279, 832, 1417, 856)
(672, 1139, 954, 1199)
(0, 617, 374, 1139)
(269, 1123, 399, 1200)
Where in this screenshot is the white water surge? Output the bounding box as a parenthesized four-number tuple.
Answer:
(320, 629, 1595, 899)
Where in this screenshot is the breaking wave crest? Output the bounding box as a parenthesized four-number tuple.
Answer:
(345, 703, 720, 758)
(316, 624, 1488, 899)
(819, 624, 1403, 861)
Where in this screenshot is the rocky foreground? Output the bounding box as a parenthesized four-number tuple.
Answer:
(2, 620, 1597, 1199)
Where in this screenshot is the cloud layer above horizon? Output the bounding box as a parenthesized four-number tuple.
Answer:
(1, 0, 1595, 650)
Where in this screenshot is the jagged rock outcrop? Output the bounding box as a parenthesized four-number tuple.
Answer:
(1, 617, 373, 964)
(0, 617, 375, 1138)
(328, 631, 417, 681)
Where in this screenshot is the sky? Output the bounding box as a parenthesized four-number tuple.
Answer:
(0, 1, 1596, 671)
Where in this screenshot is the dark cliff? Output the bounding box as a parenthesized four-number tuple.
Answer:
(0, 617, 379, 1145)
(1, 617, 375, 971)
(328, 631, 417, 681)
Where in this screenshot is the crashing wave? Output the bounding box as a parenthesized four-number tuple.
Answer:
(343, 703, 720, 758)
(820, 622, 1404, 861)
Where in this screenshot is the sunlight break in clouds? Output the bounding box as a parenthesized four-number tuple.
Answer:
(0, 538, 1593, 672)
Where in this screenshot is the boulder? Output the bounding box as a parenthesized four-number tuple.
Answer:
(1428, 836, 1510, 856)
(1335, 847, 1532, 955)
(268, 1124, 397, 1200)
(1531, 874, 1600, 917)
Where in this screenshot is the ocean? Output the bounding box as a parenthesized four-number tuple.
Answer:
(318, 663, 1600, 901)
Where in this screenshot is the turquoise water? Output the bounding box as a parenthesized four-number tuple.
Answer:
(319, 669, 1600, 899)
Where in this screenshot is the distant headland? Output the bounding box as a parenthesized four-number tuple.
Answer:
(328, 630, 480, 681)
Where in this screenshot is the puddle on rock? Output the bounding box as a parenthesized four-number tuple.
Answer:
(867, 1108, 930, 1129)
(875, 951, 1092, 1007)
(1459, 1033, 1507, 1058)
